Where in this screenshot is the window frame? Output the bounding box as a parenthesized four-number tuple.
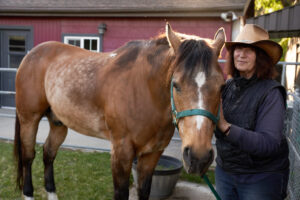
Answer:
(62, 34, 101, 52)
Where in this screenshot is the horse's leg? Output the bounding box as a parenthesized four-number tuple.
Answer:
(14, 112, 42, 199)
(136, 151, 163, 200)
(43, 115, 68, 200)
(111, 141, 135, 200)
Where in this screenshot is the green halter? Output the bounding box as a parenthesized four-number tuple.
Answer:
(170, 78, 220, 128)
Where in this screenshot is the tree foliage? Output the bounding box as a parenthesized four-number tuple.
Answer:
(255, 0, 283, 16)
(255, 0, 298, 16)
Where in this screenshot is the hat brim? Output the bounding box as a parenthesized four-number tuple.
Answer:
(225, 40, 283, 65)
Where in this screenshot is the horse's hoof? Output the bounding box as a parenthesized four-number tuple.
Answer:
(23, 195, 34, 200)
(48, 192, 58, 200)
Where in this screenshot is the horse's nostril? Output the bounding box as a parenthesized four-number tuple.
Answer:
(184, 147, 190, 155)
(183, 147, 191, 161)
(203, 149, 214, 166)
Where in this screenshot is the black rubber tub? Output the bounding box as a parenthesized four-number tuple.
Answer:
(132, 155, 183, 199)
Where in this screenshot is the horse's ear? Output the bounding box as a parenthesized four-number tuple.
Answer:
(166, 23, 181, 53)
(213, 27, 226, 57)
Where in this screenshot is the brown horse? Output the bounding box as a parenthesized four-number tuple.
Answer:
(14, 23, 225, 200)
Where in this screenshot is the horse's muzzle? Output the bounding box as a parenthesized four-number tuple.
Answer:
(182, 147, 214, 175)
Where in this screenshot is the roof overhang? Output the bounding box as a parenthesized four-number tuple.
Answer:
(0, 6, 245, 18)
(246, 4, 300, 38)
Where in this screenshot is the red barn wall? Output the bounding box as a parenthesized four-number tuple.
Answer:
(0, 17, 231, 57)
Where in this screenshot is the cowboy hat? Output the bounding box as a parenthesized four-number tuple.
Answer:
(225, 24, 282, 65)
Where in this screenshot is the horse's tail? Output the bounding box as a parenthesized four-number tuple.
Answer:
(14, 112, 23, 190)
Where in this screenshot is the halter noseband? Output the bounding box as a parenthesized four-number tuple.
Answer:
(170, 78, 220, 129)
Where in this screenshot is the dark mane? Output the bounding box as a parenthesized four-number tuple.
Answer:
(176, 39, 213, 78)
(111, 35, 213, 80)
(145, 36, 172, 69)
(152, 34, 169, 46)
(111, 36, 171, 75)
(113, 40, 144, 70)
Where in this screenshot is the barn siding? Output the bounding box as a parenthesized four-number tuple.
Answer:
(0, 17, 231, 56)
(0, 17, 61, 45)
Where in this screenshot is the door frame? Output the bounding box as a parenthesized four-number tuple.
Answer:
(0, 25, 33, 107)
(0, 25, 34, 65)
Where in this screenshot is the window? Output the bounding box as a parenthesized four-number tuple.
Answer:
(63, 36, 99, 52)
(9, 35, 26, 68)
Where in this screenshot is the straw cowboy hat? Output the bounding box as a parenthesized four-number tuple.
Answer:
(225, 24, 283, 65)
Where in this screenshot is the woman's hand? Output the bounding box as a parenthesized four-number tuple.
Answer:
(218, 100, 231, 136)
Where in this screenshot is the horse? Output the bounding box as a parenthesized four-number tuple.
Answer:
(14, 23, 225, 200)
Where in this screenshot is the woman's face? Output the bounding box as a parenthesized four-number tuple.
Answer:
(233, 46, 256, 79)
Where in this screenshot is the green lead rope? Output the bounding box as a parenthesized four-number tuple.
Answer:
(202, 174, 222, 200)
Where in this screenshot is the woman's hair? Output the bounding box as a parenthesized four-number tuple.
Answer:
(224, 44, 278, 79)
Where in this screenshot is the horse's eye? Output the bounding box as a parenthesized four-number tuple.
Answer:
(173, 82, 181, 92)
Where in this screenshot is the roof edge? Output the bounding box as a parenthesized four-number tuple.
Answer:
(0, 6, 245, 17)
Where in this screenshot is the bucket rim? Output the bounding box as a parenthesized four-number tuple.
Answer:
(132, 155, 183, 175)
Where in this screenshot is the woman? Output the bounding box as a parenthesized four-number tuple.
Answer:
(215, 24, 289, 200)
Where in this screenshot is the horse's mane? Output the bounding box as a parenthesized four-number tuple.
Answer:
(152, 33, 170, 46)
(176, 39, 213, 78)
(112, 33, 213, 83)
(152, 33, 213, 81)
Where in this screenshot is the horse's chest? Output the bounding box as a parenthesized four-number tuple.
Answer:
(44, 60, 109, 139)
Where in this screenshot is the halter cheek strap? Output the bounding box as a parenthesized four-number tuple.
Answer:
(170, 79, 220, 129)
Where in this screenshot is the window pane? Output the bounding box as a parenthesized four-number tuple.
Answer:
(69, 40, 74, 45)
(68, 39, 80, 47)
(84, 39, 90, 50)
(9, 54, 25, 68)
(75, 40, 80, 47)
(65, 37, 98, 52)
(91, 39, 97, 51)
(9, 36, 25, 52)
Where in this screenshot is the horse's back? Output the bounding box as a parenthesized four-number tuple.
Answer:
(16, 41, 84, 103)
(16, 41, 88, 85)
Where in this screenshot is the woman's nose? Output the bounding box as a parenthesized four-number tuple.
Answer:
(239, 50, 246, 57)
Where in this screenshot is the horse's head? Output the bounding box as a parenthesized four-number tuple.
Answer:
(166, 24, 225, 175)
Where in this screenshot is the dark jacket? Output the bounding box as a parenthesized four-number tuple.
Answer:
(215, 76, 289, 174)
